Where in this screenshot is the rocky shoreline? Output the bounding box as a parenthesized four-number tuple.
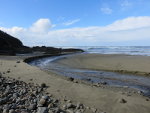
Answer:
(0, 72, 102, 113)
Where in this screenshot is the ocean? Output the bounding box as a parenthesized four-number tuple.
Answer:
(60, 46, 150, 56)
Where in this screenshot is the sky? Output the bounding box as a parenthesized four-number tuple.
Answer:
(0, 0, 150, 46)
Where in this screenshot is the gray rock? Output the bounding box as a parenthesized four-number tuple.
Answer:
(68, 77, 74, 81)
(28, 104, 37, 110)
(10, 103, 17, 109)
(37, 107, 48, 113)
(146, 98, 149, 101)
(40, 83, 46, 88)
(3, 109, 9, 113)
(62, 105, 67, 109)
(42, 96, 49, 100)
(138, 90, 143, 94)
(16, 61, 20, 63)
(54, 108, 61, 113)
(66, 103, 74, 109)
(75, 111, 82, 113)
(13, 93, 19, 99)
(38, 98, 46, 107)
(119, 98, 127, 103)
(76, 103, 84, 109)
(91, 108, 97, 113)
(101, 81, 107, 85)
(66, 109, 74, 113)
(21, 111, 29, 113)
(0, 97, 9, 105)
(9, 109, 16, 113)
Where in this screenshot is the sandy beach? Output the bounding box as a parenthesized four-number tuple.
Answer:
(0, 54, 150, 113)
(54, 53, 150, 76)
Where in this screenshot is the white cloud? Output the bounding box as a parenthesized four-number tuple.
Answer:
(63, 19, 80, 26)
(30, 19, 52, 33)
(121, 0, 132, 10)
(100, 7, 112, 14)
(106, 16, 150, 31)
(0, 17, 150, 46)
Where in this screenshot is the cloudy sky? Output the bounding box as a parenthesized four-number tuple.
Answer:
(0, 0, 150, 46)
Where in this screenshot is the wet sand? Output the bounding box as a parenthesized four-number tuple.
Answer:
(54, 53, 150, 76)
(0, 54, 150, 113)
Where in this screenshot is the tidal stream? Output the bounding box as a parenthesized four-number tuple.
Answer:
(28, 54, 150, 97)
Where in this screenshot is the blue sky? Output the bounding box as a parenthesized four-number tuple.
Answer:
(0, 0, 150, 46)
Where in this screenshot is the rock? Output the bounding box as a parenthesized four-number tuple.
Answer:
(66, 109, 74, 113)
(42, 96, 49, 100)
(3, 109, 9, 113)
(21, 111, 29, 113)
(7, 70, 10, 73)
(28, 104, 37, 110)
(16, 61, 20, 63)
(13, 93, 19, 99)
(91, 108, 97, 113)
(119, 98, 127, 103)
(137, 90, 143, 95)
(66, 103, 74, 109)
(9, 109, 16, 113)
(41, 83, 46, 88)
(73, 80, 78, 83)
(37, 107, 48, 113)
(67, 100, 71, 103)
(76, 103, 84, 109)
(62, 105, 67, 109)
(75, 111, 82, 113)
(146, 98, 149, 101)
(68, 77, 74, 81)
(101, 81, 107, 85)
(86, 106, 90, 109)
(0, 97, 9, 105)
(38, 98, 46, 107)
(54, 108, 62, 113)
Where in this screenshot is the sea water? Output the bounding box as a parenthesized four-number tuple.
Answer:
(59, 46, 150, 56)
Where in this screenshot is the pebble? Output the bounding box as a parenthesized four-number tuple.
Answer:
(66, 109, 74, 113)
(0, 75, 92, 113)
(66, 103, 74, 109)
(40, 83, 46, 88)
(146, 98, 149, 101)
(119, 98, 127, 103)
(76, 102, 84, 109)
(91, 108, 97, 113)
(9, 109, 16, 113)
(3, 109, 9, 113)
(42, 96, 49, 100)
(16, 61, 20, 63)
(37, 107, 48, 113)
(68, 77, 74, 81)
(101, 81, 107, 85)
(138, 90, 143, 95)
(38, 99, 46, 107)
(28, 104, 37, 110)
